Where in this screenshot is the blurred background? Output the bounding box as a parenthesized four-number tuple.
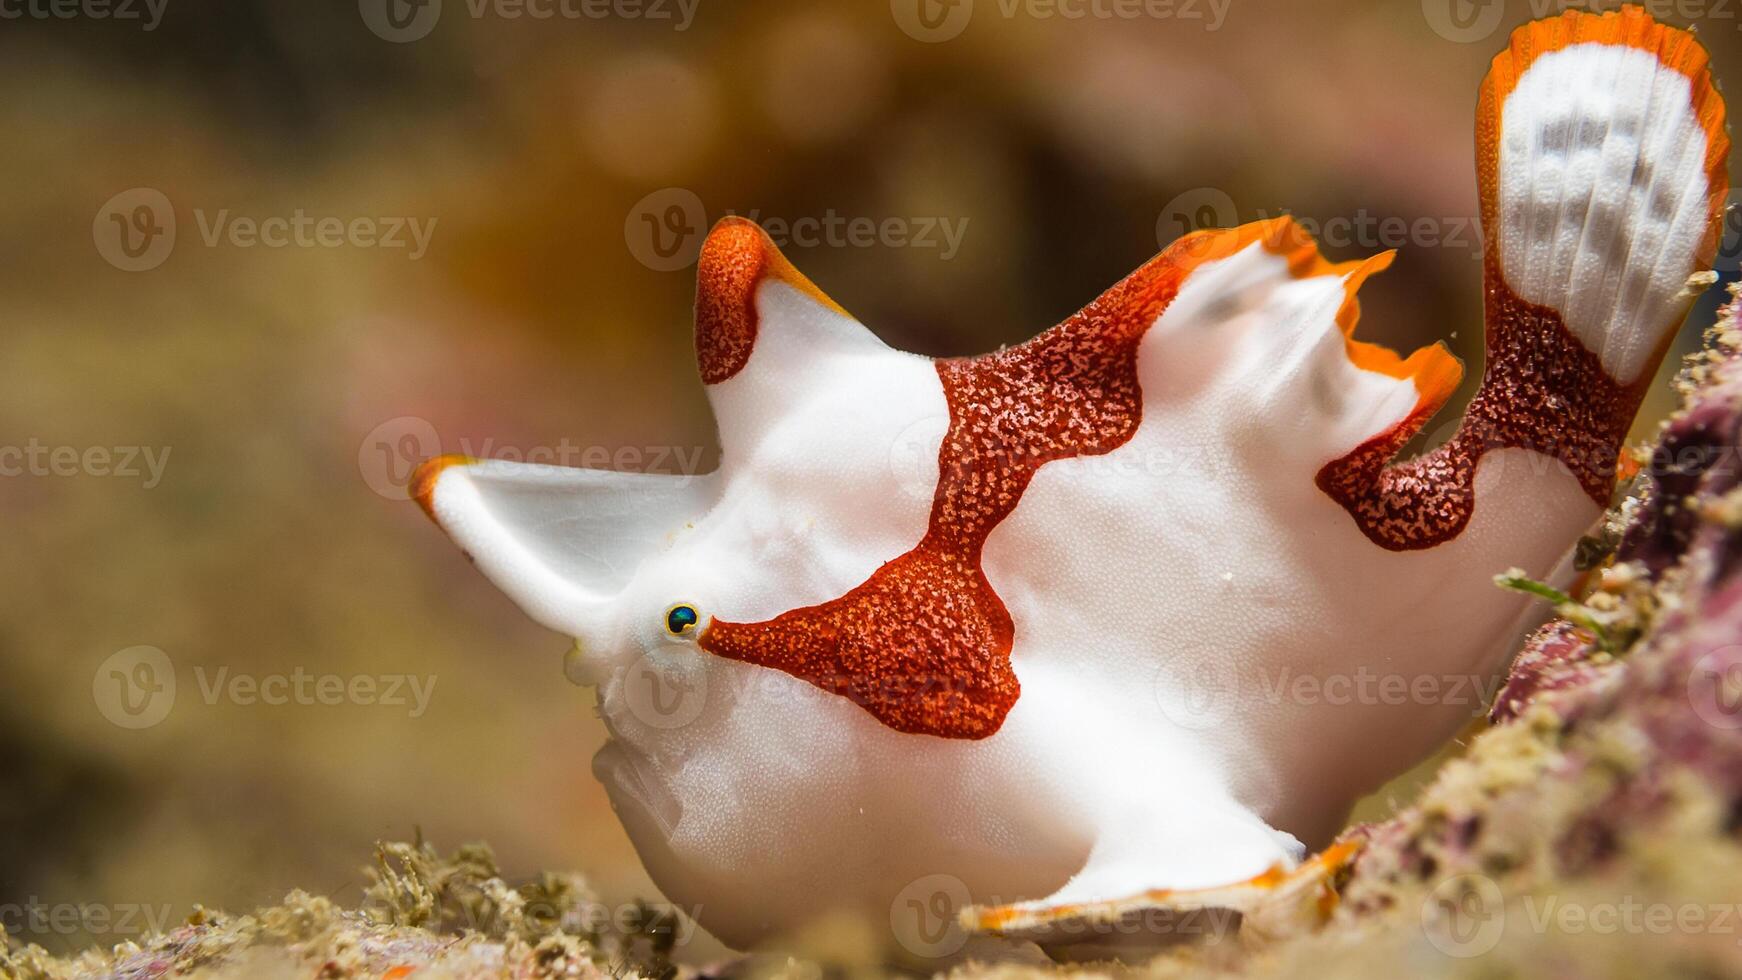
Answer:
(2, 0, 1738, 963)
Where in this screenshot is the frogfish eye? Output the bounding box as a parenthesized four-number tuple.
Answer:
(665, 603, 700, 637)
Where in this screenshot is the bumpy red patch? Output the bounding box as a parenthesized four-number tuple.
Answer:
(699, 237, 1226, 739)
(695, 217, 852, 384)
(694, 220, 769, 384)
(1316, 272, 1646, 551)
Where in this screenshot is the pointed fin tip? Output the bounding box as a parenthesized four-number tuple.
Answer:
(409, 453, 476, 521)
(699, 216, 847, 317)
(695, 216, 850, 384)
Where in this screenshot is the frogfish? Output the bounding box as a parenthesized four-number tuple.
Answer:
(411, 6, 1731, 960)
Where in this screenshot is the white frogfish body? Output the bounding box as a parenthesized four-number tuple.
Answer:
(411, 7, 1731, 961)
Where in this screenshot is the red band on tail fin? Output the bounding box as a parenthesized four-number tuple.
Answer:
(1319, 8, 1728, 551)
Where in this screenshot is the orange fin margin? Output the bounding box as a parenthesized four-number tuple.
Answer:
(1479, 6, 1731, 263)
(963, 838, 1365, 947)
(1239, 217, 1465, 421)
(409, 453, 475, 521)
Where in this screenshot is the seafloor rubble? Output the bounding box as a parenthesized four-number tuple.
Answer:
(10, 290, 1742, 980)
(0, 837, 690, 980)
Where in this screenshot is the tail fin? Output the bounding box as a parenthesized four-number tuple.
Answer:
(1478, 6, 1730, 385)
(1317, 7, 1729, 552)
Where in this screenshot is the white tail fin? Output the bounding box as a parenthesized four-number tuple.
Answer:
(1316, 8, 1731, 552)
(1479, 6, 1729, 385)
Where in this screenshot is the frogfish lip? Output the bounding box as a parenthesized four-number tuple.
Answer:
(591, 740, 684, 836)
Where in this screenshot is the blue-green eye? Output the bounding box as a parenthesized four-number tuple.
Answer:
(665, 604, 700, 636)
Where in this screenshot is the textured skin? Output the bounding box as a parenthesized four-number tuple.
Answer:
(1318, 276, 1645, 550)
(693, 223, 764, 383)
(701, 243, 1197, 738)
(696, 218, 848, 383)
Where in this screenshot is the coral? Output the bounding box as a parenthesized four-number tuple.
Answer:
(1, 836, 682, 980)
